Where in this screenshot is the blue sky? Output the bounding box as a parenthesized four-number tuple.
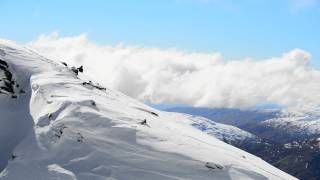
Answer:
(0, 0, 319, 68)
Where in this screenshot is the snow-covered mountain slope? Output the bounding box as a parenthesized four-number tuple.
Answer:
(0, 39, 296, 180)
(166, 112, 259, 143)
(239, 109, 320, 143)
(262, 109, 320, 136)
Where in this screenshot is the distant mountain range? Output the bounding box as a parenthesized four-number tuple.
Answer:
(165, 106, 320, 180)
(165, 107, 279, 126)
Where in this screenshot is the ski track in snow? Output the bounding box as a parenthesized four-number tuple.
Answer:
(0, 39, 296, 180)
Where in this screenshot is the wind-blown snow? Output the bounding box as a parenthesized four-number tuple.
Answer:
(0, 39, 296, 180)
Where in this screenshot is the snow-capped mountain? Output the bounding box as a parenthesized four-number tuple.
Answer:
(261, 109, 320, 139)
(0, 39, 296, 180)
(237, 109, 320, 145)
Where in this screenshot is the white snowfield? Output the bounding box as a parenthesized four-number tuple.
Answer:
(0, 39, 296, 180)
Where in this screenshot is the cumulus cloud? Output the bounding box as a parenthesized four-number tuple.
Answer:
(27, 33, 320, 112)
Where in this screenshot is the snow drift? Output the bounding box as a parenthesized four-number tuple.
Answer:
(0, 39, 296, 180)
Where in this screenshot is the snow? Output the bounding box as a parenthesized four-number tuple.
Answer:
(262, 108, 320, 135)
(0, 39, 296, 180)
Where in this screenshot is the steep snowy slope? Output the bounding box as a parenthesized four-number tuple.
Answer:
(0, 40, 296, 180)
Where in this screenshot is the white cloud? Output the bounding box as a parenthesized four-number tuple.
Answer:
(28, 33, 320, 112)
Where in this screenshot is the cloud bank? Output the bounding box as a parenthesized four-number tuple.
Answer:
(28, 33, 320, 112)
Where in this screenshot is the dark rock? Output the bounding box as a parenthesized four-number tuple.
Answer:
(4, 80, 14, 93)
(77, 66, 83, 73)
(82, 81, 106, 91)
(134, 107, 159, 117)
(205, 162, 223, 170)
(52, 124, 67, 140)
(0, 59, 8, 68)
(150, 112, 158, 117)
(11, 154, 16, 160)
(1, 85, 13, 94)
(76, 132, 84, 143)
(61, 62, 68, 67)
(140, 119, 148, 125)
(71, 67, 79, 75)
(4, 70, 12, 81)
(71, 65, 84, 75)
(0, 64, 6, 71)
